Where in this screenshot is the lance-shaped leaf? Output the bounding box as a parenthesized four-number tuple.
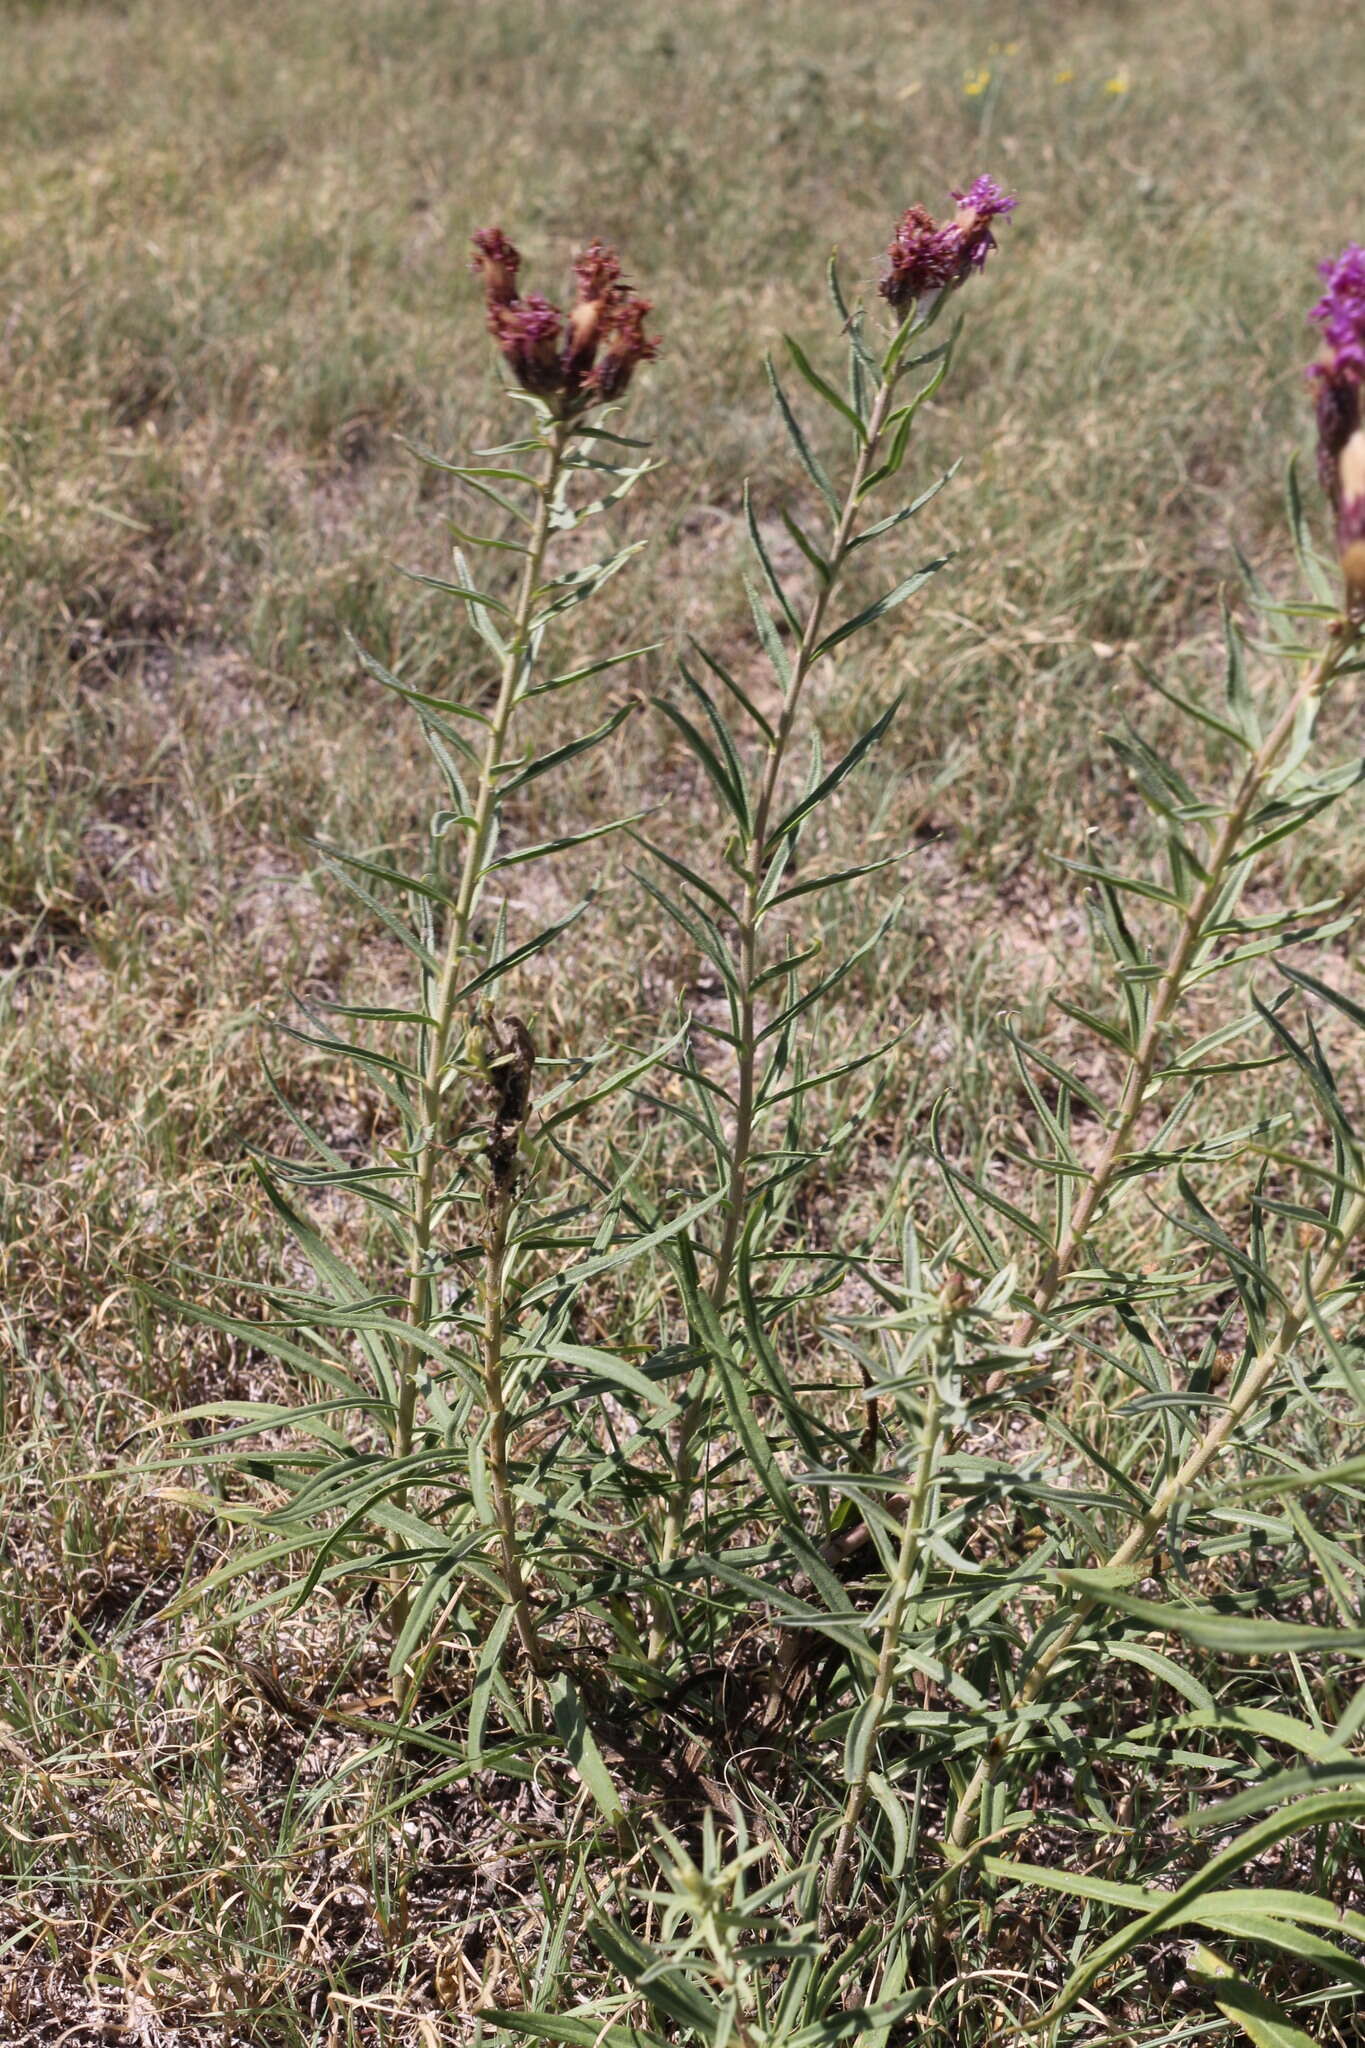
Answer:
(499, 700, 636, 794)
(1053, 1571, 1365, 1652)
(452, 900, 592, 1005)
(745, 479, 800, 631)
(783, 332, 868, 442)
(766, 354, 839, 515)
(1187, 1946, 1321, 2048)
(813, 562, 947, 662)
(1034, 1789, 1365, 2026)
(766, 696, 903, 853)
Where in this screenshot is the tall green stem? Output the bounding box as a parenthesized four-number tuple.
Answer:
(482, 1163, 543, 1671)
(712, 370, 901, 1306)
(651, 372, 903, 1648)
(390, 421, 568, 1631)
(823, 1363, 944, 1919)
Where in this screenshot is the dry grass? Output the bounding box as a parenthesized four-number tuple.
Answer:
(5, 0, 1365, 2040)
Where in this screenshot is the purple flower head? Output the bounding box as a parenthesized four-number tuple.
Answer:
(1311, 243, 1365, 383)
(572, 240, 624, 304)
(471, 225, 659, 415)
(881, 205, 967, 311)
(470, 227, 521, 306)
(585, 295, 661, 404)
(951, 175, 1017, 218)
(489, 293, 564, 397)
(951, 175, 1018, 272)
(1309, 244, 1365, 612)
(879, 177, 1016, 315)
(561, 240, 626, 396)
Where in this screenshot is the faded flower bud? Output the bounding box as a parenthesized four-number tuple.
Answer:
(1310, 243, 1365, 613)
(470, 226, 659, 417)
(1314, 357, 1359, 508)
(470, 226, 521, 306)
(561, 239, 623, 398)
(937, 1268, 974, 1316)
(1339, 429, 1365, 614)
(488, 293, 564, 398)
(586, 295, 661, 404)
(880, 175, 1016, 316)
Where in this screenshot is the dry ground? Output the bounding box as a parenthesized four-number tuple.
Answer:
(5, 0, 1365, 2040)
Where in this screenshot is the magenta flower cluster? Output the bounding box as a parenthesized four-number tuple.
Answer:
(1310, 243, 1365, 609)
(1312, 245, 1365, 382)
(471, 228, 660, 415)
(880, 176, 1017, 314)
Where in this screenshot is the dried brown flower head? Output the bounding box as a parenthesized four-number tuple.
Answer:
(470, 227, 659, 416)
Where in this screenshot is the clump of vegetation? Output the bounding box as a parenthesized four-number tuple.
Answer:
(8, 8, 1365, 2045)
(132, 168, 1365, 2047)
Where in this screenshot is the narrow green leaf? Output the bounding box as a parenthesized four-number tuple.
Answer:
(1137, 654, 1253, 751)
(780, 505, 831, 582)
(309, 839, 456, 909)
(1286, 456, 1338, 606)
(846, 465, 959, 553)
(1224, 600, 1263, 746)
(487, 810, 650, 871)
(680, 655, 755, 824)
(766, 354, 839, 515)
(766, 848, 906, 909)
(784, 333, 868, 443)
(500, 701, 635, 795)
(589, 1915, 723, 2034)
(767, 697, 902, 852)
(1186, 1759, 1365, 1828)
(813, 563, 947, 662)
(1037, 1791, 1365, 2025)
(745, 570, 793, 687)
(532, 642, 660, 697)
(628, 830, 736, 919)
(453, 901, 590, 1003)
(484, 2011, 668, 2048)
(400, 567, 512, 614)
(468, 1605, 516, 1766)
(1054, 855, 1184, 908)
(1053, 1572, 1365, 1653)
(1187, 1945, 1318, 2048)
(546, 1672, 626, 1823)
(745, 480, 800, 630)
(689, 638, 778, 741)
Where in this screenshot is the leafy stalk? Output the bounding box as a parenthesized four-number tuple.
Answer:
(944, 1166, 1365, 1876)
(1001, 619, 1359, 1362)
(709, 370, 904, 1310)
(822, 1339, 946, 1917)
(389, 421, 567, 1660)
(652, 335, 941, 1627)
(475, 1012, 544, 1674)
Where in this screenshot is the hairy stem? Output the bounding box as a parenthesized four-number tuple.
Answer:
(823, 1366, 944, 1920)
(651, 370, 903, 1651)
(390, 421, 567, 1634)
(482, 1167, 544, 1671)
(1002, 623, 1356, 1365)
(713, 369, 903, 1307)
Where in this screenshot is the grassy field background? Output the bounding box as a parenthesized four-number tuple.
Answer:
(5, 0, 1365, 2040)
